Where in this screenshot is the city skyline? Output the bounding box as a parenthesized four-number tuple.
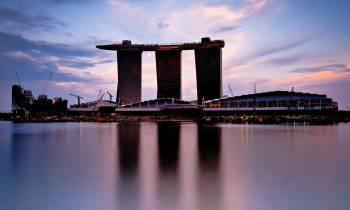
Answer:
(0, 0, 349, 111)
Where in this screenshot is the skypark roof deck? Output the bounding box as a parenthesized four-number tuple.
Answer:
(96, 37, 225, 51)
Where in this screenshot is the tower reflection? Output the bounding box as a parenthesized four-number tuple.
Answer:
(197, 123, 222, 210)
(157, 122, 181, 209)
(118, 123, 140, 172)
(139, 123, 159, 210)
(117, 123, 140, 210)
(158, 122, 180, 170)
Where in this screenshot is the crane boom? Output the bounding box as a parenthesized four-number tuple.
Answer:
(228, 85, 233, 97)
(93, 92, 105, 111)
(69, 93, 83, 106)
(69, 93, 83, 99)
(107, 91, 113, 101)
(96, 89, 102, 101)
(99, 93, 105, 101)
(42, 72, 53, 94)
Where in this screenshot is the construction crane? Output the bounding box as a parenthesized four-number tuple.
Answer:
(92, 90, 103, 110)
(106, 91, 113, 101)
(69, 93, 83, 106)
(96, 89, 102, 100)
(42, 72, 53, 95)
(93, 92, 105, 111)
(228, 85, 233, 97)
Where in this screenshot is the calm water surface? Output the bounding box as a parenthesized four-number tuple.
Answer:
(0, 121, 350, 210)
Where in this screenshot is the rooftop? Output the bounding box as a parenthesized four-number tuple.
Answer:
(96, 37, 225, 51)
(206, 91, 329, 103)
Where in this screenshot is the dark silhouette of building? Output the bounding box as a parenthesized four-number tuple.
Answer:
(156, 50, 181, 99)
(12, 85, 32, 114)
(116, 41, 142, 104)
(96, 37, 224, 104)
(204, 90, 338, 110)
(12, 85, 67, 116)
(195, 38, 222, 104)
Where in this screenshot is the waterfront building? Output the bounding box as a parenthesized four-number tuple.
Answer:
(204, 91, 338, 111)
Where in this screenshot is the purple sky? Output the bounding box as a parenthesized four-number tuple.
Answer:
(0, 0, 349, 111)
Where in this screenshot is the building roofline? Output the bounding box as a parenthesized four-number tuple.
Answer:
(205, 91, 328, 103)
(96, 37, 225, 51)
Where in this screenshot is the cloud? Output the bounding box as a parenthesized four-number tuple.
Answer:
(252, 38, 309, 58)
(292, 64, 350, 73)
(104, 0, 271, 100)
(105, 0, 271, 90)
(107, 0, 269, 41)
(1, 33, 95, 58)
(164, 0, 269, 40)
(0, 6, 66, 32)
(234, 37, 310, 66)
(0, 31, 118, 110)
(157, 21, 170, 29)
(0, 31, 113, 83)
(210, 25, 240, 33)
(262, 54, 308, 66)
(222, 62, 350, 100)
(258, 70, 350, 90)
(42, 0, 97, 3)
(76, 35, 120, 47)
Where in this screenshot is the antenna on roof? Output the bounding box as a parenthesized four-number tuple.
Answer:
(15, 72, 21, 86)
(253, 84, 257, 116)
(254, 84, 256, 94)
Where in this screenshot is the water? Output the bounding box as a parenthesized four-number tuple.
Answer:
(0, 121, 350, 210)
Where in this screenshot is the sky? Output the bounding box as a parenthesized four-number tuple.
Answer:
(0, 0, 349, 111)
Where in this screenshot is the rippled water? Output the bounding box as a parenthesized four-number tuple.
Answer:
(0, 121, 349, 210)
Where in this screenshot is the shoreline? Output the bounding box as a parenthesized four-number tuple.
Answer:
(1, 112, 349, 125)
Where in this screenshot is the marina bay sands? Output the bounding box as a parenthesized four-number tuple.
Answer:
(96, 37, 225, 104)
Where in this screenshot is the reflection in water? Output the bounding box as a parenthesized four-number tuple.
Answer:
(6, 123, 119, 210)
(139, 123, 158, 210)
(118, 123, 140, 172)
(158, 122, 180, 170)
(1, 122, 350, 210)
(157, 122, 180, 210)
(117, 123, 140, 210)
(179, 123, 199, 210)
(197, 124, 222, 210)
(197, 124, 221, 169)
